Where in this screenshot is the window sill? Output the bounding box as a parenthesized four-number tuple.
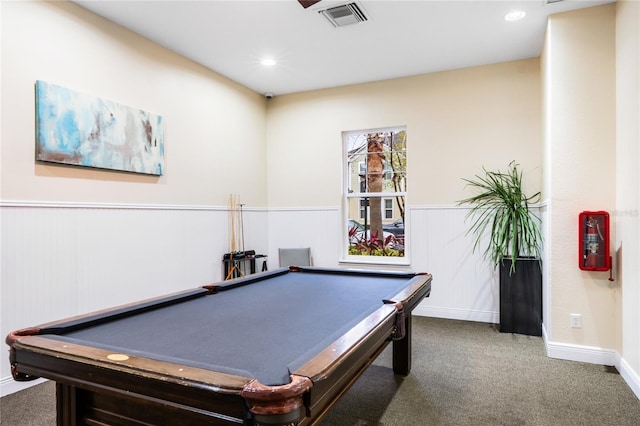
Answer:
(339, 256, 411, 270)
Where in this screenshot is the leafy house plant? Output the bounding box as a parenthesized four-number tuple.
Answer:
(458, 161, 543, 335)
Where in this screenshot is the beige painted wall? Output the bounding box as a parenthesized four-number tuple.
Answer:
(1, 1, 268, 207)
(544, 5, 618, 348)
(4, 0, 638, 395)
(616, 0, 640, 377)
(266, 59, 542, 207)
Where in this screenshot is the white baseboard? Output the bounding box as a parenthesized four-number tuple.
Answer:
(0, 376, 48, 397)
(619, 356, 640, 400)
(544, 338, 618, 366)
(413, 304, 499, 324)
(544, 336, 640, 401)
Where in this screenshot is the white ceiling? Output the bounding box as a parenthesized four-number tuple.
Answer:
(74, 0, 615, 97)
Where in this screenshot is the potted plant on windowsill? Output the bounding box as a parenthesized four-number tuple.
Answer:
(458, 161, 543, 336)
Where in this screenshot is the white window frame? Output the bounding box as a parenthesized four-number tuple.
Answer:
(341, 126, 409, 266)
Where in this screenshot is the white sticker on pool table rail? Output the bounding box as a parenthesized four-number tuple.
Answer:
(107, 353, 130, 361)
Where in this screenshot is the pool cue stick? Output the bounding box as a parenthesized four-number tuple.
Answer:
(225, 194, 243, 280)
(226, 195, 234, 280)
(239, 203, 245, 253)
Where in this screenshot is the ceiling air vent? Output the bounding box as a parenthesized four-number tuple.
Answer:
(318, 2, 368, 28)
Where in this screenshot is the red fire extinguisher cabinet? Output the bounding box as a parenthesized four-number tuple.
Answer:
(578, 211, 610, 271)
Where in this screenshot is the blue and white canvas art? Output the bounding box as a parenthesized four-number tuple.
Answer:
(35, 81, 164, 175)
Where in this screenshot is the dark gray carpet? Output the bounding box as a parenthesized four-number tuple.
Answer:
(0, 380, 56, 426)
(321, 317, 640, 425)
(2, 317, 639, 425)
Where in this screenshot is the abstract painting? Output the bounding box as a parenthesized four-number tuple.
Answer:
(35, 81, 164, 175)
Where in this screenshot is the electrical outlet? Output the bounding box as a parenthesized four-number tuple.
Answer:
(570, 313, 582, 328)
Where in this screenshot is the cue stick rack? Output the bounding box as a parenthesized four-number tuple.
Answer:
(223, 194, 267, 280)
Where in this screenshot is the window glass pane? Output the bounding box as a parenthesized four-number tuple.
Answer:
(347, 154, 368, 193)
(347, 195, 405, 257)
(346, 131, 407, 195)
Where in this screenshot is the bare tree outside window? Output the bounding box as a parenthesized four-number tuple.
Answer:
(344, 128, 407, 259)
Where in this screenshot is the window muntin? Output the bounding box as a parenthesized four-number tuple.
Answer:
(344, 128, 407, 261)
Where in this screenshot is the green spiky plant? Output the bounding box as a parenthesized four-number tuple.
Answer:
(458, 161, 542, 275)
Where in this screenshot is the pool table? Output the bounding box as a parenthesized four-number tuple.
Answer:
(7, 266, 431, 426)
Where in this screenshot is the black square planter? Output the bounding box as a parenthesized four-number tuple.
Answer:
(499, 258, 542, 336)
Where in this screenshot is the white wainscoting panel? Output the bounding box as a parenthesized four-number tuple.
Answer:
(2, 207, 80, 332)
(409, 206, 499, 323)
(267, 207, 342, 268)
(0, 202, 267, 395)
(239, 208, 270, 271)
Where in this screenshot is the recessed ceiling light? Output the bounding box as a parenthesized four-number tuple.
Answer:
(261, 58, 276, 67)
(505, 10, 526, 22)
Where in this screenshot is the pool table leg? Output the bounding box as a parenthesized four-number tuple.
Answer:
(56, 383, 78, 426)
(392, 313, 412, 375)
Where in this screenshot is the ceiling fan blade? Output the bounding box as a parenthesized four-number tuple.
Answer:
(298, 0, 322, 8)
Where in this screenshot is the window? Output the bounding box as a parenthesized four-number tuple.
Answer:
(344, 127, 407, 261)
